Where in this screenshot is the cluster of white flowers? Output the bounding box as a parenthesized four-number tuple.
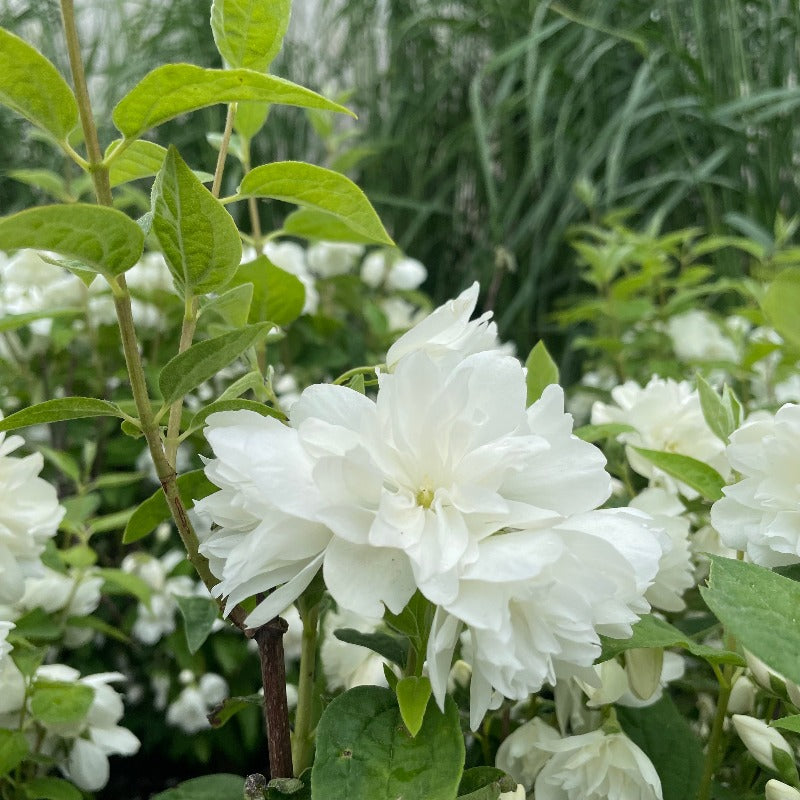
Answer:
(196, 284, 668, 728)
(666, 309, 739, 363)
(166, 670, 228, 734)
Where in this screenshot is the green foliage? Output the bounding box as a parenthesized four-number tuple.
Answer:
(282, 209, 378, 245)
(457, 768, 517, 800)
(231, 257, 305, 326)
(29, 682, 94, 727)
(333, 627, 408, 668)
(176, 595, 220, 654)
(151, 774, 245, 800)
(151, 145, 242, 296)
(311, 686, 464, 800)
(763, 268, 800, 350)
(632, 448, 726, 501)
(23, 777, 83, 800)
(696, 375, 740, 444)
(0, 398, 124, 433)
(395, 676, 432, 738)
(210, 0, 291, 72)
(106, 139, 168, 187)
(524, 340, 559, 406)
(0, 730, 29, 778)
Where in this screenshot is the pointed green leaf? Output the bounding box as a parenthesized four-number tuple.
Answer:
(211, 0, 291, 71)
(0, 205, 144, 277)
(151, 146, 242, 296)
(763, 268, 800, 350)
(0, 398, 124, 433)
(524, 340, 559, 406)
(106, 138, 167, 187)
(0, 730, 29, 778)
(234, 101, 270, 140)
(201, 283, 254, 328)
(207, 693, 262, 729)
(237, 162, 394, 245)
(30, 682, 94, 727)
(123, 469, 217, 544)
(151, 775, 245, 800)
(113, 65, 352, 139)
(0, 308, 82, 335)
(176, 595, 220, 654)
(632, 448, 725, 501)
(333, 628, 409, 668)
(282, 208, 378, 244)
(231, 256, 305, 326)
(0, 28, 78, 141)
(159, 322, 274, 404)
(396, 676, 432, 738)
(772, 716, 800, 734)
(23, 776, 82, 800)
(696, 374, 735, 443)
(457, 768, 517, 800)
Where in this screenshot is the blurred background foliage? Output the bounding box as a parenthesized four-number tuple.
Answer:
(2, 0, 800, 372)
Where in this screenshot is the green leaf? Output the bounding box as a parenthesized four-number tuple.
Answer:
(702, 556, 800, 686)
(632, 447, 725, 501)
(0, 205, 144, 278)
(617, 695, 703, 800)
(113, 65, 352, 139)
(30, 682, 94, 727)
(207, 693, 262, 728)
(211, 0, 291, 71)
(0, 28, 77, 141)
(696, 374, 735, 443)
(237, 162, 394, 245)
(763, 269, 800, 349)
(123, 469, 217, 544)
(188, 399, 283, 434)
(282, 208, 378, 244)
(12, 608, 63, 643)
(152, 146, 242, 296)
(234, 101, 270, 140)
(333, 628, 409, 668)
(599, 613, 744, 667)
(66, 615, 130, 644)
(573, 422, 636, 442)
(0, 308, 82, 335)
(24, 777, 83, 800)
(176, 595, 220, 654)
(524, 341, 559, 406)
(0, 398, 124, 433)
(218, 369, 265, 401)
(10, 645, 45, 678)
(106, 138, 167, 187)
(0, 730, 29, 779)
(396, 676, 432, 738)
(159, 323, 274, 405)
(231, 257, 305, 326)
(8, 169, 72, 201)
(95, 567, 153, 608)
(151, 774, 245, 800)
(457, 768, 517, 800)
(772, 716, 800, 734)
(311, 686, 464, 800)
(201, 283, 254, 328)
(59, 545, 97, 568)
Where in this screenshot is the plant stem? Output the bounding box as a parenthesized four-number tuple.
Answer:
(291, 602, 320, 776)
(254, 617, 294, 779)
(164, 297, 199, 466)
(212, 103, 237, 199)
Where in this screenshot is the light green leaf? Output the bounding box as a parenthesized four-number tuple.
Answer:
(24, 777, 83, 800)
(234, 101, 270, 140)
(123, 469, 217, 544)
(0, 308, 82, 335)
(159, 323, 274, 405)
(0, 398, 124, 433)
(702, 556, 800, 686)
(281, 208, 378, 244)
(151, 775, 245, 800)
(113, 65, 352, 139)
(0, 730, 29, 778)
(396, 676, 432, 738)
(311, 686, 464, 800)
(106, 138, 167, 187)
(524, 340, 559, 406)
(0, 205, 144, 277)
(8, 169, 72, 201)
(218, 369, 265, 401)
(201, 283, 254, 328)
(763, 269, 800, 350)
(573, 422, 635, 442)
(772, 716, 800, 734)
(231, 257, 305, 326)
(696, 374, 735, 443)
(188, 399, 283, 434)
(58, 545, 97, 568)
(152, 145, 242, 296)
(0, 28, 77, 141)
(632, 447, 725, 501)
(95, 567, 153, 608)
(30, 682, 94, 727)
(176, 595, 220, 654)
(599, 613, 743, 666)
(237, 162, 394, 245)
(211, 0, 291, 71)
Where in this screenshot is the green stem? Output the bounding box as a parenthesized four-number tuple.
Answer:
(212, 103, 237, 199)
(333, 364, 384, 386)
(291, 601, 320, 776)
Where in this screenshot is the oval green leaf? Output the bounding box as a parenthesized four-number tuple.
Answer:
(237, 162, 394, 245)
(0, 28, 78, 141)
(0, 398, 124, 433)
(22, 776, 82, 800)
(632, 447, 725, 501)
(211, 0, 291, 72)
(106, 138, 167, 187)
(763, 268, 800, 350)
(311, 686, 464, 800)
(0, 205, 144, 277)
(230, 256, 305, 327)
(176, 595, 220, 654)
(113, 65, 353, 139)
(524, 340, 559, 407)
(152, 146, 242, 296)
(282, 208, 378, 245)
(396, 676, 432, 738)
(30, 682, 94, 727)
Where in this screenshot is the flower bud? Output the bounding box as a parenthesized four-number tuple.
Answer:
(626, 648, 664, 701)
(386, 256, 427, 290)
(766, 780, 800, 800)
(727, 674, 757, 715)
(360, 251, 388, 287)
(732, 714, 795, 773)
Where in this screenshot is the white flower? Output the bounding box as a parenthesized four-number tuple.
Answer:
(35, 665, 140, 792)
(743, 651, 800, 707)
(0, 419, 64, 604)
(166, 672, 228, 734)
(629, 489, 694, 612)
(263, 241, 318, 315)
(0, 620, 12, 662)
(711, 404, 800, 566)
(306, 241, 364, 278)
(591, 376, 729, 498)
(360, 251, 389, 288)
(321, 608, 389, 691)
(495, 717, 561, 790)
(380, 297, 427, 332)
(124, 252, 175, 294)
(732, 714, 794, 773)
(386, 256, 427, 290)
(385, 282, 500, 367)
(533, 729, 663, 800)
(667, 310, 738, 362)
(766, 779, 800, 800)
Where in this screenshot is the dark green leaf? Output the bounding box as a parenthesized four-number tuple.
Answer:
(333, 628, 408, 668)
(208, 694, 262, 729)
(201, 283, 254, 328)
(457, 768, 516, 799)
(94, 567, 153, 608)
(696, 374, 735, 443)
(12, 608, 64, 643)
(151, 774, 245, 800)
(772, 715, 800, 734)
(0, 730, 29, 778)
(24, 777, 82, 800)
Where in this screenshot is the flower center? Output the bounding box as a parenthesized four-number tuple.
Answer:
(415, 486, 435, 509)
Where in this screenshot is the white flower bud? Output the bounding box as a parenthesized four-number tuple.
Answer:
(496, 718, 560, 790)
(386, 256, 427, 290)
(360, 251, 388, 287)
(626, 648, 664, 702)
(499, 786, 527, 800)
(727, 675, 756, 715)
(766, 779, 800, 800)
(745, 650, 782, 692)
(732, 714, 794, 773)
